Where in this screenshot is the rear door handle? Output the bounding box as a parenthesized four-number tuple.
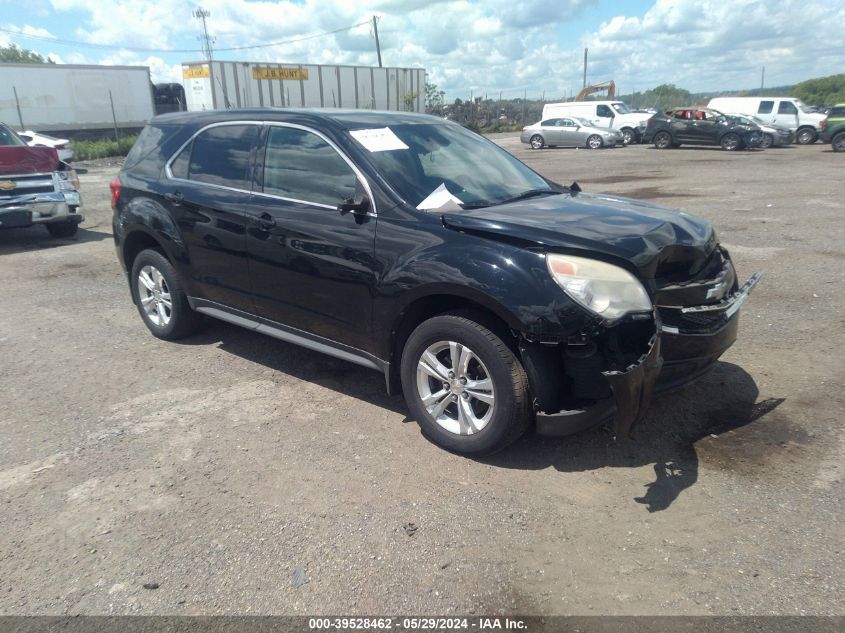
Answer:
(252, 212, 276, 229)
(164, 191, 183, 205)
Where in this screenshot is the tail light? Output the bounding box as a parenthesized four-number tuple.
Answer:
(647, 118, 657, 126)
(110, 177, 121, 209)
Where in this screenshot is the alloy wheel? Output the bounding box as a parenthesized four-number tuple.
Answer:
(530, 135, 544, 149)
(416, 340, 496, 436)
(587, 135, 603, 149)
(137, 265, 172, 327)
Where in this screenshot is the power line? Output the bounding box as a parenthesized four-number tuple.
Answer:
(0, 20, 370, 54)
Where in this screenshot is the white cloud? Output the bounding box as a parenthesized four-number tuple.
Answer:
(1, 0, 843, 97)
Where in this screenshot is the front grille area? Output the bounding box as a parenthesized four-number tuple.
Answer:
(659, 306, 730, 335)
(0, 173, 56, 199)
(0, 186, 54, 198)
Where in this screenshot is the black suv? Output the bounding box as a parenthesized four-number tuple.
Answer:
(113, 109, 760, 455)
(643, 108, 763, 150)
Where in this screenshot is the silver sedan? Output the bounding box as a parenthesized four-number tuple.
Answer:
(520, 117, 623, 149)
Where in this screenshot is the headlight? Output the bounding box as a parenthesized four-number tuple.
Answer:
(546, 253, 652, 320)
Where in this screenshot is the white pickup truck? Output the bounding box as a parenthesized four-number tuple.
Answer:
(0, 123, 83, 237)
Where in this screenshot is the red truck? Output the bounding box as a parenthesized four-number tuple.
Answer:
(0, 123, 83, 237)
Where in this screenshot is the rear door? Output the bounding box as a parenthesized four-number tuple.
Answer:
(243, 123, 377, 351)
(539, 119, 562, 144)
(670, 110, 695, 142)
(163, 122, 259, 312)
(757, 100, 777, 126)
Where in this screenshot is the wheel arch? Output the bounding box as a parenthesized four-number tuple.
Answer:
(385, 290, 522, 395)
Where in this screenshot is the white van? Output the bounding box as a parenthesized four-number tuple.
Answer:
(707, 97, 825, 144)
(541, 101, 651, 144)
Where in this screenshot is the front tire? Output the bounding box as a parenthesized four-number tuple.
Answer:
(400, 313, 531, 455)
(130, 248, 201, 340)
(529, 134, 544, 150)
(831, 132, 845, 152)
(45, 221, 78, 238)
(653, 131, 672, 149)
(621, 128, 636, 145)
(760, 133, 774, 149)
(721, 132, 741, 151)
(796, 127, 817, 145)
(586, 134, 603, 150)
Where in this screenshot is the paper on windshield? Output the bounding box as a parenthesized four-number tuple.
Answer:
(349, 127, 409, 152)
(416, 183, 463, 212)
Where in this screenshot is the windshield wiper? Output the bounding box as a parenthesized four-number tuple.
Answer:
(458, 188, 558, 210)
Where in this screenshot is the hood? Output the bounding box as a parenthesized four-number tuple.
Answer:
(0, 146, 59, 175)
(441, 192, 717, 279)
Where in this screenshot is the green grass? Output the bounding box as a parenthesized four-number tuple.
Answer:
(69, 135, 137, 161)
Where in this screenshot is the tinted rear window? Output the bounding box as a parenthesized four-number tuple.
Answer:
(189, 124, 258, 190)
(124, 125, 165, 170)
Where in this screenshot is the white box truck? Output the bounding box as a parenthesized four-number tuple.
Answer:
(0, 63, 154, 134)
(181, 61, 426, 113)
(540, 101, 651, 144)
(707, 96, 825, 144)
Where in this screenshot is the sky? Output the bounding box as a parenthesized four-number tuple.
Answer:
(1, 0, 843, 101)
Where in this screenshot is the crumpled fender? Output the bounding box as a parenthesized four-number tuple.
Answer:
(602, 332, 663, 439)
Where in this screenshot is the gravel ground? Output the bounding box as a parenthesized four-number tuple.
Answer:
(0, 137, 842, 616)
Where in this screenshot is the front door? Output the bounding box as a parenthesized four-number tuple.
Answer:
(244, 124, 377, 351)
(162, 122, 259, 311)
(772, 100, 799, 130)
(687, 111, 720, 144)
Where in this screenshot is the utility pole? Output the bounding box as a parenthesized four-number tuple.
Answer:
(193, 7, 214, 61)
(372, 16, 383, 68)
(760, 66, 765, 91)
(582, 48, 588, 88)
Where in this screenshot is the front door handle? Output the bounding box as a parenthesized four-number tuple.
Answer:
(164, 191, 183, 205)
(252, 213, 276, 229)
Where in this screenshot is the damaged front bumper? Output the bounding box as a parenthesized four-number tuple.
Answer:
(534, 271, 762, 438)
(0, 190, 83, 229)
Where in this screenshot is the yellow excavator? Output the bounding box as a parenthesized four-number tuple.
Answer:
(574, 80, 616, 101)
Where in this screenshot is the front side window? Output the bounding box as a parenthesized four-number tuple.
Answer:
(596, 105, 614, 118)
(354, 122, 551, 208)
(263, 126, 357, 207)
(758, 101, 774, 114)
(0, 125, 25, 146)
(189, 124, 258, 190)
(777, 101, 798, 115)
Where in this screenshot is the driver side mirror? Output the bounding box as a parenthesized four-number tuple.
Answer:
(338, 181, 370, 216)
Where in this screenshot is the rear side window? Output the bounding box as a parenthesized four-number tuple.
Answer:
(262, 126, 357, 207)
(189, 124, 258, 190)
(758, 101, 774, 114)
(170, 144, 190, 179)
(777, 101, 797, 115)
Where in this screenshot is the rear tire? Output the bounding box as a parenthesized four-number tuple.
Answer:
(721, 133, 741, 151)
(653, 131, 672, 149)
(130, 248, 201, 340)
(400, 313, 531, 456)
(45, 221, 78, 238)
(529, 135, 544, 150)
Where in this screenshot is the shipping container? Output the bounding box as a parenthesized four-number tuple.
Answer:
(181, 60, 426, 113)
(0, 63, 155, 134)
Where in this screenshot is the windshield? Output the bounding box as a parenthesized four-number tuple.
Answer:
(0, 125, 25, 147)
(611, 102, 632, 114)
(794, 99, 814, 114)
(353, 122, 552, 209)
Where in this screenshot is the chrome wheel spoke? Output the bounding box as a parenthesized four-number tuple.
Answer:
(419, 351, 449, 381)
(158, 292, 172, 309)
(466, 388, 494, 406)
(421, 388, 448, 408)
(138, 270, 155, 292)
(457, 397, 477, 433)
(429, 393, 453, 418)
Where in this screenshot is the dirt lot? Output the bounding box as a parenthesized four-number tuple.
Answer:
(1, 137, 842, 616)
